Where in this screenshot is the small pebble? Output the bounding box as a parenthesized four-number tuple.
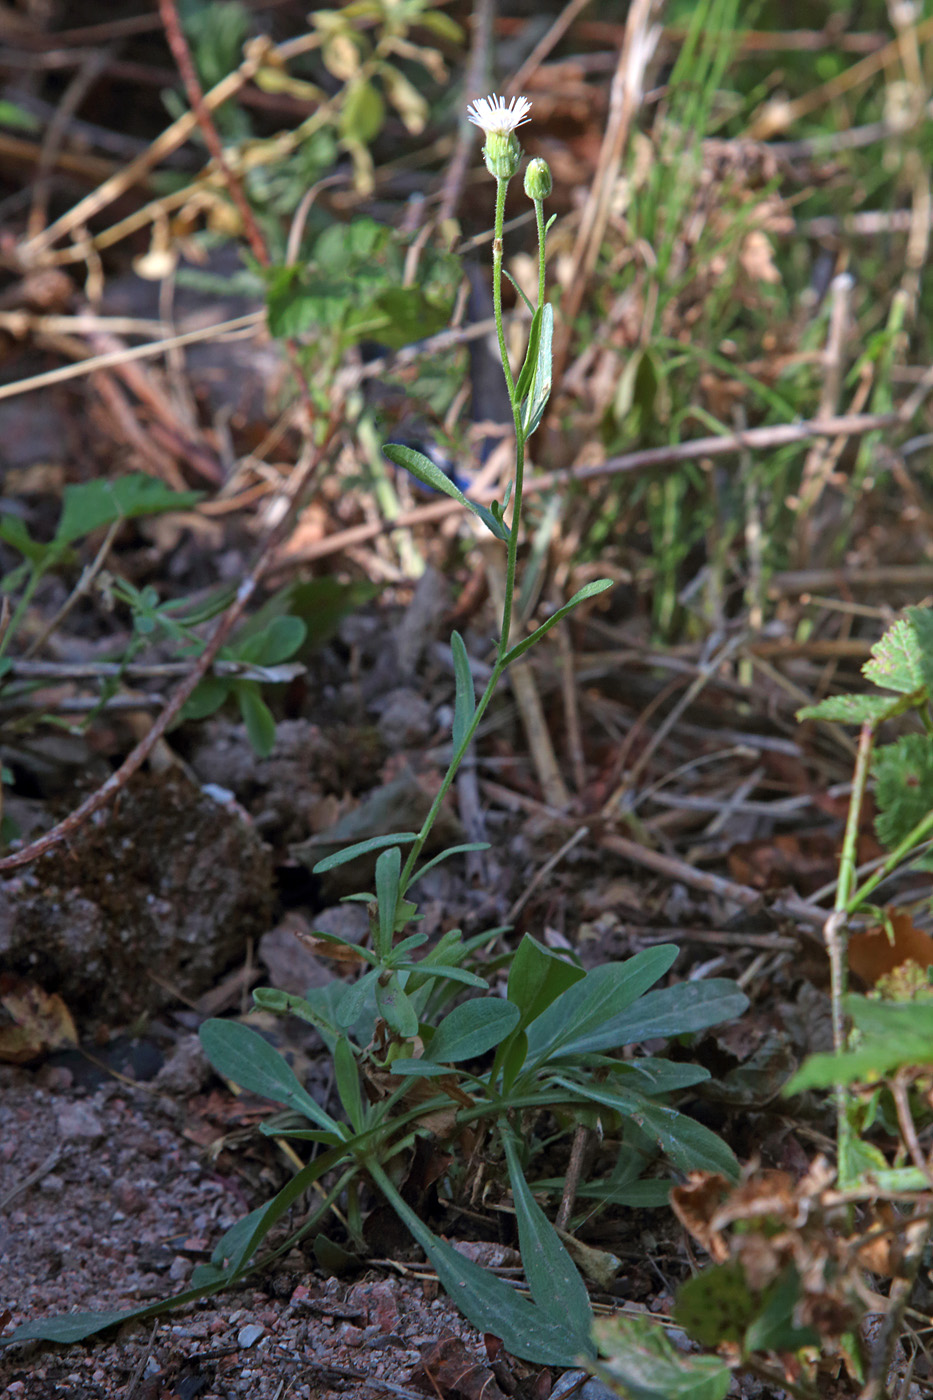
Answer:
(54, 1100, 104, 1141)
(237, 1323, 264, 1348)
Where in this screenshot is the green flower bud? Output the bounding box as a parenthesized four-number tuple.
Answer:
(524, 157, 552, 201)
(483, 129, 522, 181)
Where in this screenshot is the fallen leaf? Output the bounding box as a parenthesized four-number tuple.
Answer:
(0, 975, 77, 1064)
(848, 907, 933, 987)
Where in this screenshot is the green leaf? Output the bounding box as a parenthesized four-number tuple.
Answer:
(199, 1020, 339, 1132)
(374, 845, 402, 958)
(553, 1077, 739, 1179)
(382, 443, 510, 541)
(521, 303, 553, 438)
(0, 515, 49, 568)
(502, 579, 613, 666)
(0, 100, 40, 132)
(873, 733, 933, 857)
(55, 475, 201, 547)
(375, 975, 419, 1037)
(428, 998, 520, 1062)
(523, 946, 679, 1070)
(579, 979, 749, 1054)
(236, 681, 276, 757)
(797, 693, 914, 725)
(312, 831, 417, 873)
(508, 934, 586, 1031)
(907, 606, 933, 693)
(451, 630, 476, 751)
(339, 78, 385, 144)
(785, 993, 933, 1093)
(743, 1267, 818, 1356)
(334, 1036, 364, 1131)
(862, 616, 924, 695)
(369, 1161, 592, 1366)
(504, 1136, 592, 1348)
(246, 614, 307, 665)
(336, 968, 380, 1028)
(674, 1260, 757, 1347)
(591, 1314, 730, 1400)
(515, 305, 542, 402)
(405, 843, 490, 893)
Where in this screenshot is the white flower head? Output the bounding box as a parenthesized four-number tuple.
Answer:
(466, 93, 532, 138)
(467, 94, 531, 181)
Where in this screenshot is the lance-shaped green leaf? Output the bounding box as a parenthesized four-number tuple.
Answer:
(312, 831, 416, 873)
(521, 302, 552, 438)
(199, 1020, 339, 1132)
(374, 844, 402, 957)
(369, 1161, 592, 1365)
(383, 444, 510, 541)
(503, 579, 612, 666)
(451, 630, 476, 751)
(515, 304, 543, 402)
(504, 1135, 593, 1351)
(392, 998, 520, 1075)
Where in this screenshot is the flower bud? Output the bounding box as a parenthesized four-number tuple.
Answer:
(524, 157, 552, 201)
(483, 129, 522, 181)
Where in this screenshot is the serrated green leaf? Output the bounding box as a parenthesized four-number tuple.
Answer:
(199, 1020, 339, 1132)
(591, 1314, 730, 1400)
(873, 733, 933, 856)
(451, 630, 475, 751)
(863, 617, 924, 694)
(674, 1260, 757, 1347)
(312, 831, 417, 873)
(797, 693, 912, 725)
(503, 579, 613, 666)
(907, 606, 933, 693)
(504, 1136, 593, 1350)
(383, 444, 510, 541)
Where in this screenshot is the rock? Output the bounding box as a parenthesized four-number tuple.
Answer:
(237, 1323, 264, 1348)
(374, 688, 435, 749)
(55, 1100, 104, 1141)
(154, 1035, 212, 1097)
(0, 772, 273, 1023)
(258, 921, 334, 996)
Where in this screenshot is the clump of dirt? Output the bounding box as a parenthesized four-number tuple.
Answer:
(0, 770, 274, 1023)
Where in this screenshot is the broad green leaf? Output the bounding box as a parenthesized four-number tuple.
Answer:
(508, 934, 586, 1031)
(849, 992, 933, 1041)
(797, 693, 913, 725)
(873, 733, 933, 858)
(199, 1020, 339, 1132)
(554, 979, 749, 1058)
(524, 947, 679, 1070)
(374, 845, 401, 957)
(502, 579, 613, 666)
(786, 996, 933, 1093)
(451, 630, 476, 751)
(369, 1161, 592, 1365)
(591, 1314, 730, 1400)
(504, 1136, 593, 1351)
(56, 475, 201, 547)
(182, 674, 229, 722)
(862, 616, 924, 694)
(334, 1036, 364, 1131)
(312, 831, 416, 873)
(245, 614, 307, 665)
(522, 302, 552, 438)
(382, 443, 510, 541)
(609, 1058, 711, 1094)
(236, 682, 276, 757)
(336, 967, 380, 1028)
(428, 998, 520, 1062)
(552, 1077, 739, 1179)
